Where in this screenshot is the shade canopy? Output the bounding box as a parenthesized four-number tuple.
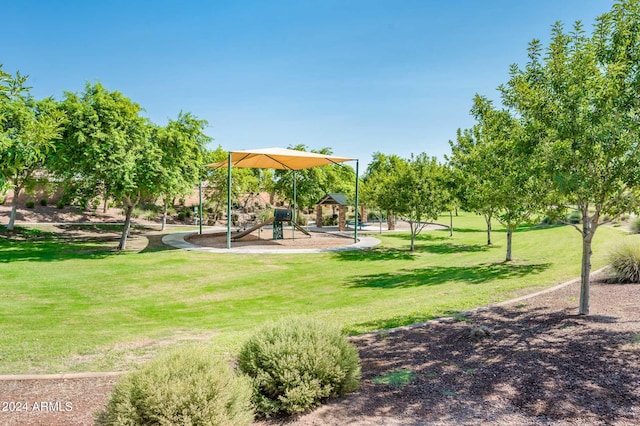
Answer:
(211, 147, 355, 170)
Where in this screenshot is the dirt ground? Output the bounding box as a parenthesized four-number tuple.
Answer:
(1, 206, 639, 425)
(187, 228, 357, 250)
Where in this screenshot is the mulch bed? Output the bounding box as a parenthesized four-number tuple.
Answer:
(2, 275, 638, 425)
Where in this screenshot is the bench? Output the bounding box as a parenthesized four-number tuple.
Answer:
(346, 220, 365, 230)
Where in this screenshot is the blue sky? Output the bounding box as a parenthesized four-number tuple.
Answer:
(3, 0, 612, 169)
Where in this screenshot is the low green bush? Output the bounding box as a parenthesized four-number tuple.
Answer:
(567, 210, 581, 224)
(631, 216, 640, 234)
(25, 200, 35, 208)
(608, 242, 640, 283)
(323, 214, 338, 226)
(143, 210, 157, 221)
(96, 346, 254, 426)
(39, 198, 47, 206)
(238, 317, 361, 417)
(56, 200, 65, 209)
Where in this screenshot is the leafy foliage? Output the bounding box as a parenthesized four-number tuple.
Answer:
(0, 65, 65, 230)
(238, 317, 361, 417)
(498, 0, 640, 313)
(96, 346, 254, 426)
(153, 111, 210, 229)
(51, 83, 161, 249)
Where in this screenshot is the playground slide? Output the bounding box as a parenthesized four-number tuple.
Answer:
(291, 221, 311, 236)
(231, 217, 275, 240)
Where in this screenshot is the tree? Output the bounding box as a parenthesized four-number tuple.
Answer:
(154, 112, 211, 230)
(0, 67, 65, 230)
(448, 127, 500, 245)
(500, 0, 640, 314)
(51, 83, 161, 250)
(383, 154, 449, 252)
(450, 95, 544, 261)
(361, 152, 406, 231)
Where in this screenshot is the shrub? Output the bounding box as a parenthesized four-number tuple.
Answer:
(143, 210, 157, 221)
(39, 198, 48, 206)
(567, 210, 581, 224)
(323, 214, 338, 226)
(96, 346, 254, 426)
(608, 242, 640, 283)
(631, 216, 640, 234)
(25, 200, 35, 208)
(239, 317, 361, 417)
(130, 207, 143, 219)
(56, 200, 65, 209)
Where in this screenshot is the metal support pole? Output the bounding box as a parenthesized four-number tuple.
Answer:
(226, 152, 232, 249)
(198, 181, 203, 235)
(292, 170, 296, 240)
(354, 160, 359, 243)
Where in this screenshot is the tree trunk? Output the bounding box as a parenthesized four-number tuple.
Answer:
(409, 223, 416, 251)
(485, 215, 492, 245)
(505, 227, 513, 262)
(161, 200, 168, 231)
(118, 203, 134, 250)
(449, 211, 453, 237)
(579, 212, 596, 315)
(7, 186, 22, 231)
(579, 236, 593, 315)
(387, 212, 395, 231)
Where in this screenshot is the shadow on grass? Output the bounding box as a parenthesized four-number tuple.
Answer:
(346, 306, 640, 424)
(382, 232, 450, 243)
(416, 242, 491, 255)
(139, 234, 179, 253)
(345, 262, 550, 289)
(0, 225, 126, 262)
(333, 248, 416, 262)
(0, 239, 117, 262)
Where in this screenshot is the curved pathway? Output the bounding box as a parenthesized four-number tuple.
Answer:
(161, 230, 381, 254)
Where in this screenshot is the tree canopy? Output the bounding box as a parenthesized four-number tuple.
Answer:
(499, 0, 640, 314)
(0, 66, 65, 230)
(51, 82, 161, 249)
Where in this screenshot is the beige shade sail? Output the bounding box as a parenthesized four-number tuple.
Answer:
(210, 147, 355, 170)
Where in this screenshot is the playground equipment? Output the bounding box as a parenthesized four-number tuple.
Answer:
(231, 208, 310, 241)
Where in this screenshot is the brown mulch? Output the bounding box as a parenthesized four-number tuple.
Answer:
(187, 227, 356, 250)
(1, 274, 638, 425)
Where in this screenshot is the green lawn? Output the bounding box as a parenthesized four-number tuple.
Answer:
(0, 214, 630, 374)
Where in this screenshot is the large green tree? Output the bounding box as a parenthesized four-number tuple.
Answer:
(154, 112, 211, 230)
(448, 127, 500, 246)
(501, 0, 640, 314)
(450, 95, 543, 261)
(0, 67, 65, 230)
(381, 153, 450, 252)
(51, 83, 161, 250)
(361, 152, 405, 231)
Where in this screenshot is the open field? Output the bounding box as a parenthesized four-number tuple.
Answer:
(0, 212, 632, 374)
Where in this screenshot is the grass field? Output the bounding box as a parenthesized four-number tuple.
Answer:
(0, 213, 630, 374)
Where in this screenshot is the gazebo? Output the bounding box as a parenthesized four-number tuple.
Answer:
(211, 147, 359, 249)
(316, 193, 349, 231)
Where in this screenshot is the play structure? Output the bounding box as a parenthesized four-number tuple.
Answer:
(231, 208, 310, 241)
